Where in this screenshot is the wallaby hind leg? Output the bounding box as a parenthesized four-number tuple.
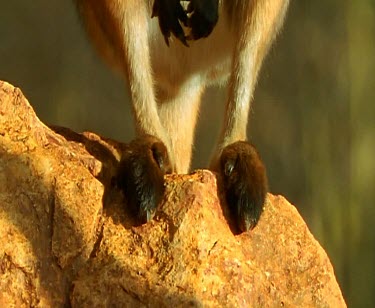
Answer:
(214, 0, 289, 232)
(74, 0, 176, 223)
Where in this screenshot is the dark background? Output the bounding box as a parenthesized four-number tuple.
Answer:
(1, 1, 374, 306)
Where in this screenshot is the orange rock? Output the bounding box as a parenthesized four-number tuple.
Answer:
(0, 81, 346, 307)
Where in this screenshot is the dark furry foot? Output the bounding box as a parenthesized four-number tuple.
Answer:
(115, 135, 172, 224)
(152, 0, 219, 46)
(219, 141, 268, 232)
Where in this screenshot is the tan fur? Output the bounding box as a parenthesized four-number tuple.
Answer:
(74, 0, 289, 173)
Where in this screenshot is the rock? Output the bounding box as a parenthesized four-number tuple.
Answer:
(0, 80, 346, 307)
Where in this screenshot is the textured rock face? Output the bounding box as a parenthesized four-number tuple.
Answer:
(0, 81, 346, 307)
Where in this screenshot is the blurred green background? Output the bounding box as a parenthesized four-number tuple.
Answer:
(1, 1, 374, 306)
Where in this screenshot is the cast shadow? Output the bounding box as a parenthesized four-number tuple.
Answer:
(49, 125, 140, 229)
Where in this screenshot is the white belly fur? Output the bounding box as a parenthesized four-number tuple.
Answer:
(148, 7, 235, 93)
